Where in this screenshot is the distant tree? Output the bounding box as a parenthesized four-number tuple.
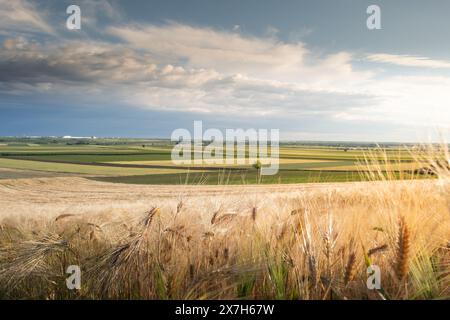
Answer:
(253, 159, 262, 171)
(253, 160, 262, 182)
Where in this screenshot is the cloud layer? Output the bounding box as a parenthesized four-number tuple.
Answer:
(0, 0, 449, 141)
(367, 53, 450, 69)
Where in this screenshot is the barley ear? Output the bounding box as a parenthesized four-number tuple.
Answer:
(344, 252, 357, 286)
(395, 216, 410, 281)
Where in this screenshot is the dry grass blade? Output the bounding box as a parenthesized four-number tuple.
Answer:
(213, 213, 237, 226)
(368, 244, 388, 257)
(55, 214, 79, 222)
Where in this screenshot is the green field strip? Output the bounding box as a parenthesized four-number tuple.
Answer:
(1, 153, 172, 162)
(89, 169, 364, 185)
(0, 158, 191, 176)
(279, 160, 353, 170)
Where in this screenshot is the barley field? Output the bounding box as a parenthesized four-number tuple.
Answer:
(0, 147, 449, 300)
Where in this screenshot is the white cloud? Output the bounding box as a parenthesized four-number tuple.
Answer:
(0, 21, 375, 118)
(0, 0, 54, 35)
(361, 75, 450, 128)
(367, 53, 450, 69)
(107, 23, 372, 89)
(107, 23, 307, 74)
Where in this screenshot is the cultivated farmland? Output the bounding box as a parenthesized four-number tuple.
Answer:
(0, 138, 427, 184)
(0, 138, 448, 300)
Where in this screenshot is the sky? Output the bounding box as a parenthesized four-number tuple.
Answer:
(0, 0, 450, 142)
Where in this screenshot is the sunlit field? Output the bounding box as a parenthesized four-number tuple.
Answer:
(0, 139, 430, 184)
(0, 141, 448, 299)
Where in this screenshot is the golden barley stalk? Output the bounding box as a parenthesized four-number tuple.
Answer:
(141, 207, 160, 229)
(251, 206, 257, 221)
(344, 252, 357, 286)
(210, 210, 220, 224)
(176, 200, 183, 214)
(395, 216, 411, 281)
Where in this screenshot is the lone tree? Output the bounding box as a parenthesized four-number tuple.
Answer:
(253, 160, 262, 182)
(253, 159, 262, 171)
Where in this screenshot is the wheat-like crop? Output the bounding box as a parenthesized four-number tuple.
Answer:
(395, 216, 411, 281)
(0, 147, 449, 299)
